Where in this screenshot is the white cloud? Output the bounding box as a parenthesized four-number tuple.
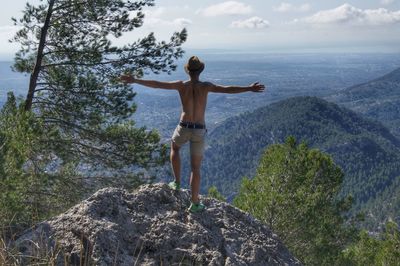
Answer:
(231, 16, 269, 29)
(143, 7, 192, 28)
(172, 18, 192, 27)
(200, 1, 252, 17)
(274, 2, 311, 13)
(300, 4, 400, 25)
(145, 17, 192, 28)
(381, 0, 394, 5)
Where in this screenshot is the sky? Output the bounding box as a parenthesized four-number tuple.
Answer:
(1, 0, 400, 59)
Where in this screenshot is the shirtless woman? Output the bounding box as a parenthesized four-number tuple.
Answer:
(120, 56, 265, 212)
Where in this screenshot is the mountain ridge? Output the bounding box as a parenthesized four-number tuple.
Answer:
(327, 67, 400, 137)
(199, 96, 400, 227)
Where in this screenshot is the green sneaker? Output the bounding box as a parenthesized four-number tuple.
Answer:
(188, 202, 205, 213)
(168, 181, 180, 191)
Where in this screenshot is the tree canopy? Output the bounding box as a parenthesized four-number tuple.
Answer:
(234, 137, 356, 265)
(1, 0, 187, 230)
(201, 96, 400, 229)
(11, 0, 186, 169)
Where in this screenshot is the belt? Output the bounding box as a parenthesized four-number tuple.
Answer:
(179, 121, 206, 129)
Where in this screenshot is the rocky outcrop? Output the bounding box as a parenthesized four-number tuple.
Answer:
(14, 183, 301, 265)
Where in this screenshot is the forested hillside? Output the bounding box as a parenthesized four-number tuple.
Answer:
(362, 176, 400, 229)
(200, 96, 400, 227)
(328, 67, 400, 138)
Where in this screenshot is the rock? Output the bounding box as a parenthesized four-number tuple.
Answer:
(14, 183, 301, 265)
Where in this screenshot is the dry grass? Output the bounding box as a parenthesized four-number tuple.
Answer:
(1, 222, 196, 266)
(1, 233, 58, 265)
(0, 230, 93, 266)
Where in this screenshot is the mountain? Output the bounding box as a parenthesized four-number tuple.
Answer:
(13, 184, 301, 265)
(362, 175, 400, 229)
(328, 67, 400, 138)
(199, 97, 400, 226)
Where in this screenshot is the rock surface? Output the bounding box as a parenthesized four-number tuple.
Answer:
(14, 183, 301, 265)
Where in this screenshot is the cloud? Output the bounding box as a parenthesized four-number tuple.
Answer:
(231, 16, 269, 29)
(274, 2, 311, 13)
(172, 18, 192, 27)
(381, 0, 394, 5)
(145, 17, 192, 27)
(143, 7, 192, 28)
(300, 4, 400, 25)
(200, 1, 252, 17)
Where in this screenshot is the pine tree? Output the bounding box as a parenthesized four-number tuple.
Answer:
(207, 185, 226, 202)
(234, 137, 356, 265)
(2, 0, 187, 229)
(339, 221, 400, 265)
(11, 0, 186, 169)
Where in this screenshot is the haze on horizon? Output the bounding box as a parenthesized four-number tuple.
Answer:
(1, 0, 400, 60)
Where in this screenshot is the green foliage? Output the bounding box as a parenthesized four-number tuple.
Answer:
(10, 0, 186, 170)
(2, 0, 184, 233)
(207, 186, 226, 202)
(234, 137, 356, 265)
(361, 175, 400, 230)
(338, 221, 400, 265)
(0, 93, 82, 230)
(202, 96, 400, 229)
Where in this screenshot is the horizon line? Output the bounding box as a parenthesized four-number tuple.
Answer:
(2, 49, 400, 61)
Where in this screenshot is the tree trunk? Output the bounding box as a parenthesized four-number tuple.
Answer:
(24, 0, 55, 111)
